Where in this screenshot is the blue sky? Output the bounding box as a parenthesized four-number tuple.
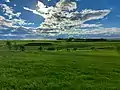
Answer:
(0, 0, 120, 39)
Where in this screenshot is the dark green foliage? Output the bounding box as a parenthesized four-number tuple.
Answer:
(91, 47, 95, 50)
(19, 45, 25, 51)
(66, 37, 74, 42)
(57, 38, 108, 42)
(47, 47, 56, 50)
(38, 46, 43, 51)
(13, 45, 19, 50)
(73, 48, 77, 51)
(66, 48, 70, 51)
(116, 46, 120, 53)
(24, 42, 53, 46)
(13, 42, 18, 50)
(6, 41, 12, 50)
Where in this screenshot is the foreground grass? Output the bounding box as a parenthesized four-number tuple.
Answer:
(0, 49, 120, 89)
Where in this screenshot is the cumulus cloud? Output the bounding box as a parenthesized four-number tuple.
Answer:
(0, 3, 46, 38)
(5, 0, 10, 3)
(0, 16, 12, 27)
(81, 24, 102, 28)
(7, 18, 34, 26)
(24, 1, 54, 18)
(0, 0, 112, 39)
(86, 28, 120, 35)
(55, 27, 120, 36)
(0, 3, 34, 30)
(56, 0, 77, 11)
(24, 0, 111, 36)
(0, 4, 21, 19)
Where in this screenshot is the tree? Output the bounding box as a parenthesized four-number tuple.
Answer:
(116, 46, 120, 54)
(47, 47, 56, 50)
(13, 42, 18, 50)
(6, 41, 12, 50)
(19, 45, 25, 51)
(73, 48, 77, 51)
(66, 37, 74, 42)
(38, 46, 43, 51)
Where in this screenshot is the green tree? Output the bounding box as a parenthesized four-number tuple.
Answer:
(6, 41, 12, 50)
(38, 46, 43, 51)
(19, 45, 25, 51)
(116, 46, 120, 54)
(13, 42, 18, 50)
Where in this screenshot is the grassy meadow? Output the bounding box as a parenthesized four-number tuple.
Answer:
(0, 40, 120, 89)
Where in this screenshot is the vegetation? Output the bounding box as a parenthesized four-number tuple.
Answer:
(0, 39, 120, 89)
(38, 46, 43, 51)
(6, 41, 12, 50)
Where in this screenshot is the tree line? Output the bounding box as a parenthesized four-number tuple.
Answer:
(56, 38, 114, 42)
(6, 41, 25, 51)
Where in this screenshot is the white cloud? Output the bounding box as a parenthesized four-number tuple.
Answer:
(24, 0, 111, 36)
(0, 3, 35, 30)
(24, 1, 54, 18)
(0, 16, 12, 27)
(81, 24, 102, 28)
(0, 4, 36, 37)
(87, 28, 120, 35)
(0, 4, 21, 19)
(23, 7, 43, 17)
(80, 9, 110, 22)
(14, 4, 16, 7)
(55, 27, 120, 36)
(0, 0, 112, 38)
(56, 0, 77, 11)
(5, 0, 10, 3)
(7, 18, 34, 26)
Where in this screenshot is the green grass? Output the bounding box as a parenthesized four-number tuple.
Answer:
(0, 40, 120, 89)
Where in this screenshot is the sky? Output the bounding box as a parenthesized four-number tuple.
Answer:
(0, 0, 120, 39)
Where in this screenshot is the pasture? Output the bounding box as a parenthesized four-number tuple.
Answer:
(0, 40, 120, 89)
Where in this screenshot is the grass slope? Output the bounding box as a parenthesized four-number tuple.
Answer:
(0, 41, 120, 89)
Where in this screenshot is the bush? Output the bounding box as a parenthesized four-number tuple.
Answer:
(66, 48, 70, 51)
(13, 45, 19, 50)
(38, 46, 43, 51)
(116, 46, 120, 53)
(47, 47, 56, 50)
(66, 38, 74, 42)
(73, 48, 77, 51)
(91, 47, 95, 50)
(6, 41, 12, 50)
(19, 45, 25, 51)
(24, 43, 53, 46)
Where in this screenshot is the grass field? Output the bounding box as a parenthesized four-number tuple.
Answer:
(0, 40, 120, 89)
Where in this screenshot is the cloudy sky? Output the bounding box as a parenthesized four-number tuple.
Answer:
(0, 0, 120, 39)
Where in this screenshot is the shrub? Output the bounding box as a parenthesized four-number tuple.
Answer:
(6, 41, 12, 50)
(116, 46, 120, 53)
(47, 47, 56, 50)
(19, 45, 25, 51)
(38, 46, 43, 51)
(66, 37, 74, 42)
(91, 47, 95, 50)
(24, 43, 52, 46)
(66, 48, 70, 51)
(73, 48, 77, 51)
(13, 45, 19, 50)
